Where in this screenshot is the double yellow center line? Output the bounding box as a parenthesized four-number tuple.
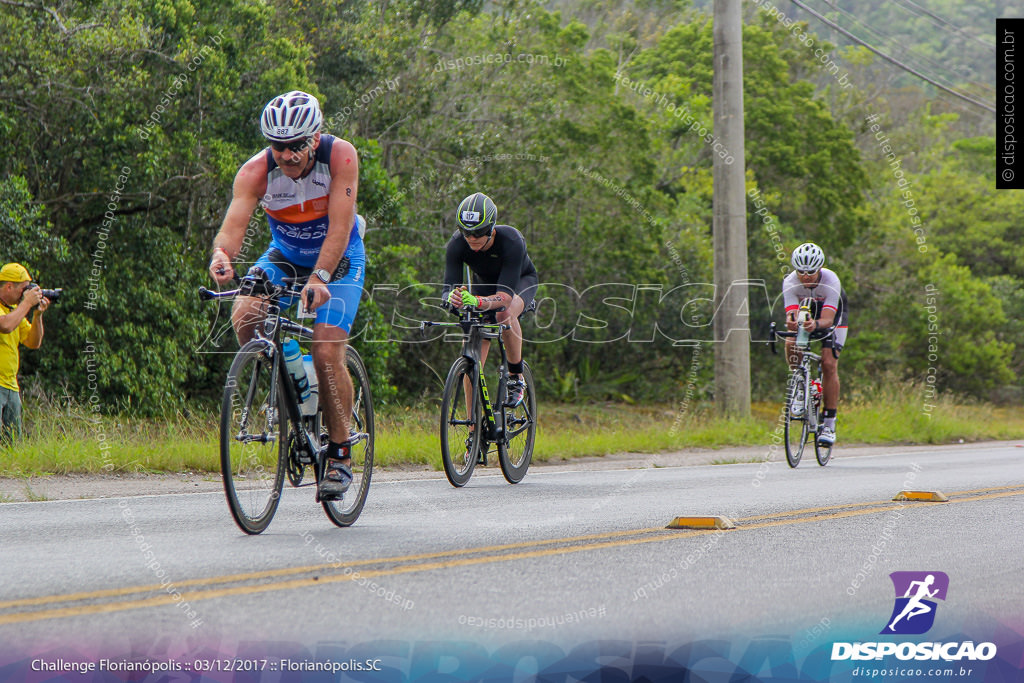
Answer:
(2, 484, 1021, 626)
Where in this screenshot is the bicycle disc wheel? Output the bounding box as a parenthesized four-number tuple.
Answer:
(499, 361, 536, 484)
(783, 372, 807, 468)
(323, 346, 375, 527)
(221, 340, 287, 534)
(440, 357, 481, 487)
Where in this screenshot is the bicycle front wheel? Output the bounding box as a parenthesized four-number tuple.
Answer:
(440, 357, 481, 487)
(323, 346, 375, 527)
(783, 371, 808, 468)
(221, 340, 287, 534)
(499, 361, 536, 484)
(814, 403, 832, 467)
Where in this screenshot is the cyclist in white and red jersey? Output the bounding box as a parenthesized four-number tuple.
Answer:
(208, 90, 364, 500)
(782, 242, 848, 447)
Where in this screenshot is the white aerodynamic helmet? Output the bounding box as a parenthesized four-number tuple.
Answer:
(260, 90, 322, 141)
(790, 242, 825, 272)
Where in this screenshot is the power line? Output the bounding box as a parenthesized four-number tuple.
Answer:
(814, 1, 993, 99)
(893, 0, 993, 49)
(787, 0, 996, 114)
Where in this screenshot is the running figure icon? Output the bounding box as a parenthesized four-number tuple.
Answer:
(888, 575, 938, 630)
(881, 571, 950, 635)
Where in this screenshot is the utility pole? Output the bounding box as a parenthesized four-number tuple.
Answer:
(712, 0, 750, 417)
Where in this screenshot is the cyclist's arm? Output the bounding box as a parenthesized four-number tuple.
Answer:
(442, 237, 464, 291)
(315, 139, 359, 277)
(816, 307, 837, 330)
(441, 236, 467, 307)
(473, 231, 524, 311)
(211, 154, 266, 279)
(782, 274, 800, 330)
(814, 272, 843, 330)
(473, 291, 511, 311)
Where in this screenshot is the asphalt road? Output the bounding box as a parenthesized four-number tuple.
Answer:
(1, 442, 1022, 679)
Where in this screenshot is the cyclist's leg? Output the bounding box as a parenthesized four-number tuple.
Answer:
(312, 224, 365, 496)
(821, 327, 846, 412)
(313, 326, 353, 442)
(497, 295, 526, 364)
(497, 276, 535, 368)
(819, 327, 846, 442)
(312, 239, 365, 444)
(498, 277, 535, 402)
(231, 246, 295, 345)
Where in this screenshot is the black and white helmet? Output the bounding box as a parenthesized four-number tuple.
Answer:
(791, 242, 825, 272)
(260, 90, 322, 141)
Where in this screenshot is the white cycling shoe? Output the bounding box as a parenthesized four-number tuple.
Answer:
(817, 426, 836, 446)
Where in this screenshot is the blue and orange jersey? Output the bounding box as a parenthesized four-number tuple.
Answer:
(260, 134, 338, 267)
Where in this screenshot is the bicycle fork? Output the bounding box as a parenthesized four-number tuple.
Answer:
(804, 367, 819, 430)
(789, 365, 816, 429)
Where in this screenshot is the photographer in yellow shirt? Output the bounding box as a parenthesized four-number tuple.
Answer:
(0, 263, 49, 444)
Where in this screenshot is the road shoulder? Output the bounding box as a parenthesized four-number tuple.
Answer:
(0, 441, 1011, 502)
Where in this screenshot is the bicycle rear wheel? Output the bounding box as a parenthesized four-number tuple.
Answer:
(783, 371, 808, 468)
(323, 346, 375, 527)
(499, 361, 536, 484)
(221, 340, 287, 534)
(440, 357, 481, 487)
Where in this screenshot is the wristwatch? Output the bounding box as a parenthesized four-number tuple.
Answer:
(313, 268, 331, 284)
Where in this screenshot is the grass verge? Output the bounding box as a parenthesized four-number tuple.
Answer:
(2, 385, 1022, 476)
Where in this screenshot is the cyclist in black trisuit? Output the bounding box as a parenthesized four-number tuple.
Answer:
(442, 192, 538, 406)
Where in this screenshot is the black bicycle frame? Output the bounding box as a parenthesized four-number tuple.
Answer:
(201, 279, 318, 462)
(458, 315, 508, 442)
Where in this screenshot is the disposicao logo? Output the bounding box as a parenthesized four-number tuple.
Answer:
(881, 571, 948, 635)
(831, 571, 997, 663)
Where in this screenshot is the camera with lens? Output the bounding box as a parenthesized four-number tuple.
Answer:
(26, 282, 63, 304)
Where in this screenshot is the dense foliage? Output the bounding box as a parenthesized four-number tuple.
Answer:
(0, 0, 1014, 414)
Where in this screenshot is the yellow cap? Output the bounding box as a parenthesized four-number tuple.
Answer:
(0, 263, 31, 282)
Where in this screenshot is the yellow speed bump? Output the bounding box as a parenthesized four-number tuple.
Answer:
(666, 516, 735, 530)
(893, 490, 949, 502)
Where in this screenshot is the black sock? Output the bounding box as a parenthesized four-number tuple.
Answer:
(823, 409, 837, 419)
(508, 361, 524, 376)
(326, 440, 350, 460)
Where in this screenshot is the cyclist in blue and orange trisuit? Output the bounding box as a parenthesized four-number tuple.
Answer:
(782, 242, 849, 447)
(442, 192, 538, 407)
(208, 90, 365, 500)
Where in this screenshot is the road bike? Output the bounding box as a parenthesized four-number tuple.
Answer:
(770, 313, 834, 468)
(420, 307, 537, 487)
(199, 273, 374, 533)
